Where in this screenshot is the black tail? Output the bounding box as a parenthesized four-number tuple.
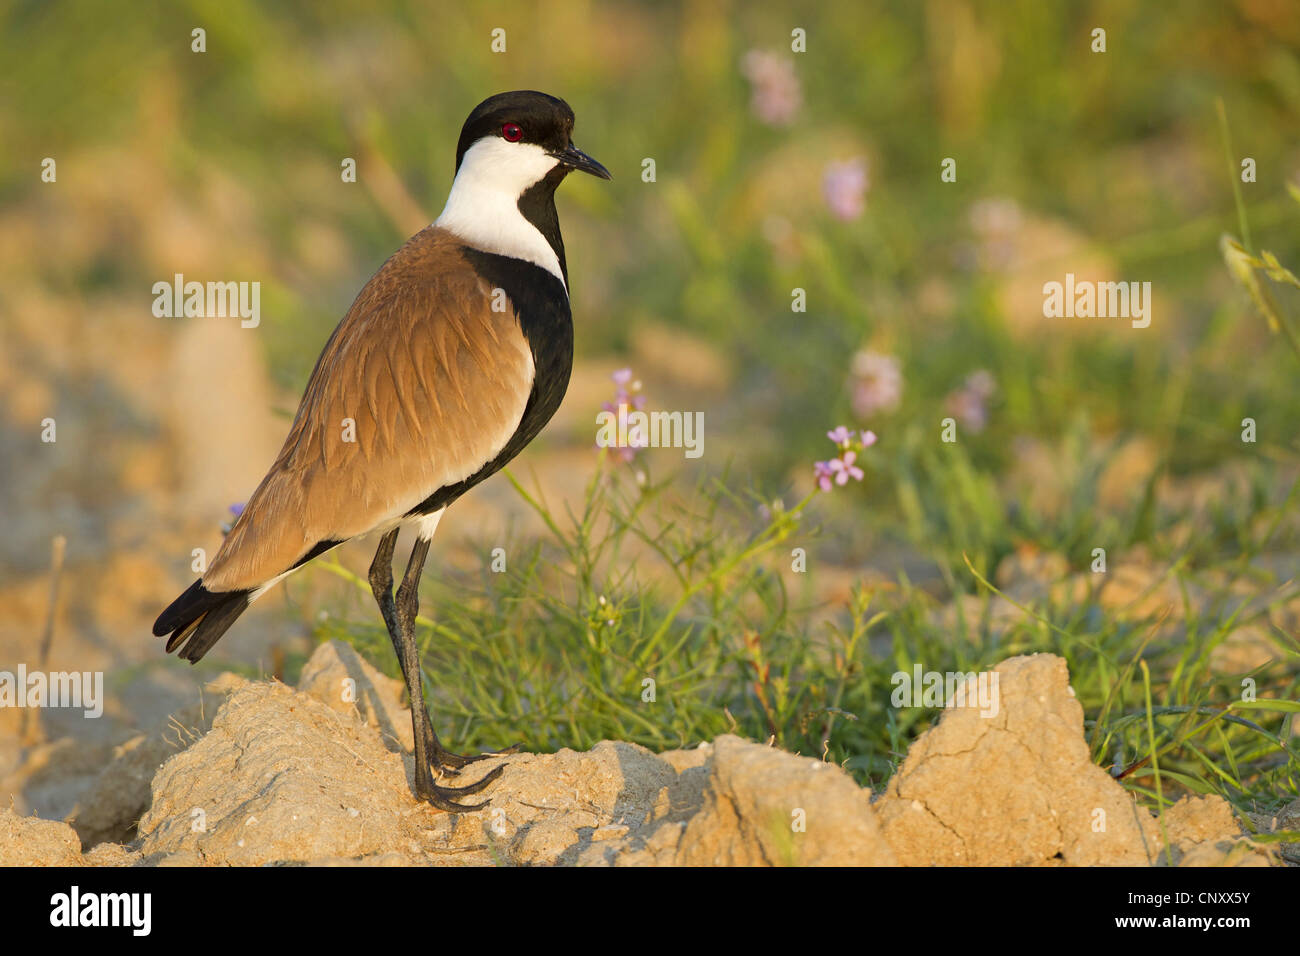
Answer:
(153, 580, 253, 663)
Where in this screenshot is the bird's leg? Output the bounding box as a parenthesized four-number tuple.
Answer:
(397, 553, 518, 771)
(367, 528, 401, 635)
(369, 530, 512, 806)
(379, 534, 503, 811)
(374, 531, 517, 773)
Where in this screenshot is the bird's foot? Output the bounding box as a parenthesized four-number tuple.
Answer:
(415, 763, 506, 812)
(427, 733, 522, 776)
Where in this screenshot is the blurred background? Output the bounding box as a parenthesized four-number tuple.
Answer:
(2, 0, 1299, 822)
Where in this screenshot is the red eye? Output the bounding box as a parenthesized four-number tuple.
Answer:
(501, 123, 523, 142)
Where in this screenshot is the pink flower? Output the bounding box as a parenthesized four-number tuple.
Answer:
(598, 368, 648, 463)
(829, 451, 864, 485)
(849, 350, 902, 418)
(814, 460, 835, 492)
(827, 426, 854, 448)
(965, 370, 995, 399)
(603, 367, 645, 411)
(813, 429, 873, 492)
(823, 158, 869, 221)
(741, 51, 802, 126)
(944, 370, 996, 433)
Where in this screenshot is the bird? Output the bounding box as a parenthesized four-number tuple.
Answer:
(153, 90, 611, 811)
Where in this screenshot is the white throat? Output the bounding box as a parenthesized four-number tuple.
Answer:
(434, 137, 567, 290)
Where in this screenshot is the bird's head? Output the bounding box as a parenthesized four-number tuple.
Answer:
(453, 90, 611, 195)
(439, 91, 608, 285)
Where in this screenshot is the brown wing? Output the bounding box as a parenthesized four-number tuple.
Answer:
(202, 227, 534, 592)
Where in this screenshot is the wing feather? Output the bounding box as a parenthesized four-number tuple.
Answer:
(203, 227, 534, 592)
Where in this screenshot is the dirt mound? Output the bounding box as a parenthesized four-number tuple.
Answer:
(875, 654, 1160, 865)
(0, 643, 1277, 866)
(575, 735, 898, 865)
(0, 810, 84, 866)
(65, 677, 230, 849)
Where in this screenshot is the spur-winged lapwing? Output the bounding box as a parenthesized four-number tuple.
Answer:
(154, 91, 610, 811)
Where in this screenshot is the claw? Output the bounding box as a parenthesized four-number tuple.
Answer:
(443, 764, 504, 795)
(417, 765, 505, 812)
(420, 790, 491, 813)
(429, 736, 522, 773)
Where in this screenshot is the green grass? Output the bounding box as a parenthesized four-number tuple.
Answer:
(308, 444, 1300, 818)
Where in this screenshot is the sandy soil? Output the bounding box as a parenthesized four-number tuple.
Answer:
(2, 642, 1290, 866)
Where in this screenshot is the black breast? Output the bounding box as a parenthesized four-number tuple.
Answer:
(405, 250, 573, 516)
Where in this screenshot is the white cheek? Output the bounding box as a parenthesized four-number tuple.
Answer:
(434, 138, 566, 286)
(459, 138, 559, 195)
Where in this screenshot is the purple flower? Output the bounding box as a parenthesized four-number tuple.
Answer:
(599, 370, 648, 464)
(741, 51, 802, 126)
(827, 426, 854, 448)
(220, 502, 246, 537)
(823, 158, 869, 222)
(605, 368, 645, 410)
(814, 460, 835, 492)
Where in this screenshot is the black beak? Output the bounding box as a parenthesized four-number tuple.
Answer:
(551, 142, 612, 180)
